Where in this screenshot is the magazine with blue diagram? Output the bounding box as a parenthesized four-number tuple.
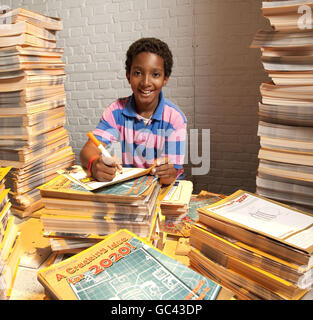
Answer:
(37, 229, 220, 300)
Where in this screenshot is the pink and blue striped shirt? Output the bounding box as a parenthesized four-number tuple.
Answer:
(93, 91, 187, 177)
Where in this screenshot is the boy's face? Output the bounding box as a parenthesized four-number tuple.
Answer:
(126, 51, 169, 115)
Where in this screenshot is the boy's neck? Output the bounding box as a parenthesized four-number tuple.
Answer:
(134, 94, 160, 119)
(136, 108, 156, 119)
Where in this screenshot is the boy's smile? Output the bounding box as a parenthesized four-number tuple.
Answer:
(126, 51, 169, 118)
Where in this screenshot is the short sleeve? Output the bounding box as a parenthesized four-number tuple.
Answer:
(92, 101, 121, 146)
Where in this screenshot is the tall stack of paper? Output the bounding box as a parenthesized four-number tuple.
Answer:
(38, 166, 162, 254)
(0, 8, 75, 217)
(188, 190, 313, 300)
(0, 167, 22, 300)
(250, 1, 313, 212)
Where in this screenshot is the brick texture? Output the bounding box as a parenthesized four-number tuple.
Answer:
(5, 0, 270, 195)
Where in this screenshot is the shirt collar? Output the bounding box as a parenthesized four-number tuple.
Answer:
(122, 90, 165, 121)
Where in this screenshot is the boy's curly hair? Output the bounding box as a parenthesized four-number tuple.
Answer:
(125, 37, 173, 78)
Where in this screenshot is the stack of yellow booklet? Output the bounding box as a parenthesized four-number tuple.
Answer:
(158, 180, 194, 236)
(0, 8, 74, 218)
(0, 167, 22, 300)
(189, 190, 313, 300)
(38, 166, 163, 254)
(160, 187, 225, 238)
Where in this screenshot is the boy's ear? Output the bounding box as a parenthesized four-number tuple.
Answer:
(126, 72, 130, 83)
(163, 76, 169, 86)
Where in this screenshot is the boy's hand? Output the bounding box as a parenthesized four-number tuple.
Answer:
(151, 157, 177, 185)
(91, 156, 122, 182)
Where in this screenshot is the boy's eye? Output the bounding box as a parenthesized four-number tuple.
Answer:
(153, 72, 160, 77)
(134, 70, 141, 76)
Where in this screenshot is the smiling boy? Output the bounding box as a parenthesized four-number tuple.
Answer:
(80, 38, 187, 185)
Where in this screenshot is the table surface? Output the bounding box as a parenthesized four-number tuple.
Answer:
(8, 217, 313, 300)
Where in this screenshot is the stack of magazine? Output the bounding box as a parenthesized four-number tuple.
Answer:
(158, 180, 193, 237)
(37, 229, 221, 300)
(251, 1, 313, 211)
(189, 189, 313, 300)
(160, 184, 225, 238)
(38, 165, 162, 254)
(0, 8, 75, 218)
(0, 167, 22, 300)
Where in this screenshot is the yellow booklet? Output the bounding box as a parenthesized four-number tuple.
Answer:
(38, 229, 220, 300)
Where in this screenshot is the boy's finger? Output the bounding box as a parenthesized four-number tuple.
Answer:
(98, 161, 117, 175)
(116, 163, 123, 173)
(101, 156, 122, 172)
(102, 156, 114, 166)
(98, 171, 116, 182)
(112, 155, 122, 165)
(156, 157, 169, 166)
(110, 155, 123, 173)
(155, 167, 172, 177)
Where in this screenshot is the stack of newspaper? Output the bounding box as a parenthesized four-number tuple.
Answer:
(0, 167, 22, 300)
(189, 190, 313, 300)
(0, 8, 75, 217)
(251, 1, 313, 211)
(38, 166, 162, 254)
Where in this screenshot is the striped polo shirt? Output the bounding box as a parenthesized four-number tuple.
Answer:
(93, 91, 187, 176)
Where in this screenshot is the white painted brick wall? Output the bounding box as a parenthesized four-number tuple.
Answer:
(5, 0, 270, 195)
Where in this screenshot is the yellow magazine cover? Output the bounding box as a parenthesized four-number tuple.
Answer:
(0, 216, 18, 262)
(0, 167, 11, 184)
(0, 233, 22, 300)
(38, 229, 220, 300)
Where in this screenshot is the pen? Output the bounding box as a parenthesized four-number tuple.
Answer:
(87, 131, 123, 173)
